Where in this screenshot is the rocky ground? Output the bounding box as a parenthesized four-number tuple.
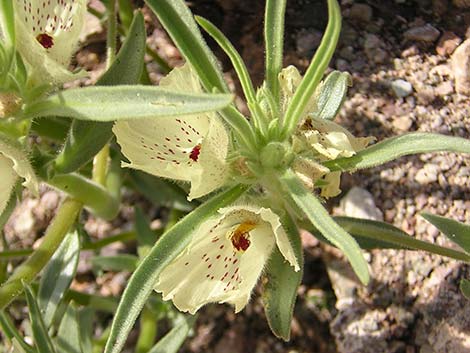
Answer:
(4, 0, 470, 352)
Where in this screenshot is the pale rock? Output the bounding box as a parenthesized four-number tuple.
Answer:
(435, 81, 454, 96)
(436, 31, 462, 56)
(415, 163, 439, 184)
(340, 187, 384, 221)
(391, 79, 414, 97)
(393, 115, 413, 131)
(451, 39, 470, 95)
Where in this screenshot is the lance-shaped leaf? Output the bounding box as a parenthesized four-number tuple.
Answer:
(0, 311, 35, 353)
(281, 0, 341, 137)
(104, 185, 248, 353)
(281, 168, 369, 285)
(323, 133, 470, 172)
(145, 0, 228, 93)
(24, 284, 57, 353)
(312, 71, 351, 120)
(148, 316, 196, 353)
(55, 304, 83, 353)
(38, 229, 80, 328)
(53, 12, 146, 173)
(26, 86, 233, 122)
(421, 213, 470, 254)
(263, 212, 303, 341)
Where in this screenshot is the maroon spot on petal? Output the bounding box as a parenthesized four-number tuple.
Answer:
(216, 255, 221, 260)
(208, 264, 212, 269)
(189, 144, 202, 162)
(184, 262, 189, 266)
(219, 245, 224, 250)
(36, 33, 54, 48)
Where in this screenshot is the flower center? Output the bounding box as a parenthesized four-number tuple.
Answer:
(36, 33, 54, 49)
(189, 144, 202, 162)
(230, 222, 256, 252)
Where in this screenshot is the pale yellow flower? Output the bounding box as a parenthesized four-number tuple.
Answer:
(155, 205, 299, 314)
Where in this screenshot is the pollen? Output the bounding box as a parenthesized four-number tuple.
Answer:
(189, 144, 202, 162)
(230, 221, 256, 252)
(36, 33, 54, 48)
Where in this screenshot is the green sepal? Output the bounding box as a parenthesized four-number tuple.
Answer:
(38, 229, 80, 328)
(313, 70, 351, 120)
(421, 213, 470, 254)
(104, 185, 249, 353)
(263, 212, 303, 341)
(51, 12, 147, 174)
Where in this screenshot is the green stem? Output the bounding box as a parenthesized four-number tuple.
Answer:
(0, 199, 82, 310)
(136, 307, 158, 353)
(0, 231, 136, 259)
(106, 0, 117, 68)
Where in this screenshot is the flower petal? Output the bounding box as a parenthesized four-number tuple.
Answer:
(113, 64, 229, 199)
(13, 0, 87, 85)
(155, 205, 298, 313)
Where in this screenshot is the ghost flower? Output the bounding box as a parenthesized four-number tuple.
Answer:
(155, 205, 299, 314)
(0, 134, 38, 215)
(113, 63, 229, 200)
(10, 0, 87, 86)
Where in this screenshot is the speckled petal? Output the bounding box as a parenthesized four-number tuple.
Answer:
(155, 205, 299, 313)
(113, 63, 229, 199)
(12, 0, 87, 85)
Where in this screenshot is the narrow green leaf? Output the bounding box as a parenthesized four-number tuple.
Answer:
(65, 290, 118, 313)
(0, 311, 35, 353)
(282, 0, 341, 138)
(24, 284, 57, 353)
(148, 316, 196, 353)
(31, 117, 71, 141)
(55, 304, 82, 353)
(263, 213, 303, 341)
(331, 217, 470, 261)
(323, 133, 470, 172)
(48, 173, 119, 220)
(136, 307, 158, 353)
(313, 71, 351, 120)
(145, 0, 228, 93)
(38, 229, 80, 328)
(461, 279, 470, 300)
(196, 16, 256, 105)
(91, 254, 139, 272)
(104, 185, 248, 353)
(117, 0, 134, 31)
(281, 169, 369, 284)
(0, 0, 15, 50)
(421, 213, 470, 254)
(27, 86, 234, 122)
(52, 12, 147, 173)
(264, 0, 286, 102)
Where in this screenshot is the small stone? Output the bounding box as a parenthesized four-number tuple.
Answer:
(435, 81, 454, 96)
(340, 187, 384, 221)
(415, 163, 439, 184)
(451, 39, 470, 95)
(416, 86, 437, 105)
(453, 0, 470, 8)
(436, 31, 462, 56)
(349, 3, 373, 23)
(393, 115, 413, 131)
(391, 79, 414, 97)
(404, 24, 440, 42)
(296, 30, 322, 56)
